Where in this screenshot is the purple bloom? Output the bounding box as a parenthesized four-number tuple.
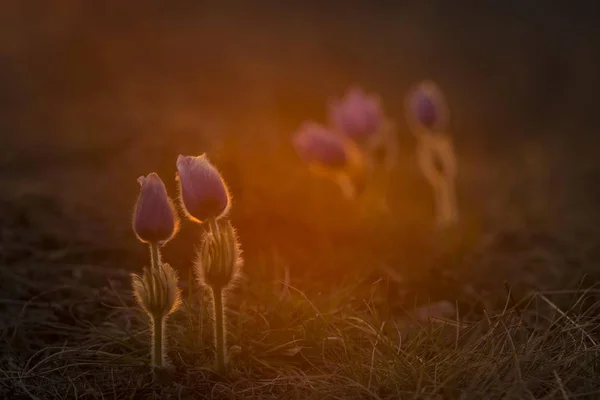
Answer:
(177, 154, 230, 224)
(407, 81, 447, 131)
(292, 121, 349, 169)
(329, 87, 383, 143)
(133, 173, 178, 244)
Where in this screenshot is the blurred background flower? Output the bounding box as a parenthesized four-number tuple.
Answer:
(329, 87, 383, 145)
(292, 121, 350, 169)
(292, 121, 368, 200)
(327, 87, 400, 213)
(405, 80, 449, 134)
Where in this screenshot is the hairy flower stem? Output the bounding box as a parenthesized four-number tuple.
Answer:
(148, 242, 166, 370)
(211, 285, 227, 373)
(434, 178, 457, 228)
(151, 315, 165, 369)
(207, 217, 220, 241)
(150, 242, 161, 272)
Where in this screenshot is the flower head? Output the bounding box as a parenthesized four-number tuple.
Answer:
(406, 80, 449, 133)
(195, 218, 243, 290)
(132, 262, 182, 317)
(133, 173, 179, 245)
(292, 121, 370, 199)
(176, 154, 231, 224)
(292, 121, 351, 169)
(329, 86, 383, 143)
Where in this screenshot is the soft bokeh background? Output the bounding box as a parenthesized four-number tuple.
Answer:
(2, 1, 600, 309)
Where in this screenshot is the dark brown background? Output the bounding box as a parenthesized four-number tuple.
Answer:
(1, 1, 599, 294)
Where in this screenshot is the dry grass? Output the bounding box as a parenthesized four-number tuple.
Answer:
(0, 254, 599, 399)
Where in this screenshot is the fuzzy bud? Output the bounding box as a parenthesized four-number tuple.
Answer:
(132, 262, 182, 318)
(292, 121, 370, 199)
(406, 80, 449, 133)
(328, 86, 383, 144)
(177, 154, 231, 224)
(292, 121, 352, 169)
(195, 218, 243, 290)
(133, 173, 179, 245)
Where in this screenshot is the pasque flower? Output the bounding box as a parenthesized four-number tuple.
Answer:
(328, 87, 400, 211)
(328, 86, 383, 144)
(406, 80, 449, 133)
(177, 154, 231, 224)
(405, 80, 458, 229)
(292, 121, 368, 199)
(292, 121, 351, 169)
(133, 173, 178, 245)
(177, 153, 243, 374)
(131, 173, 181, 377)
(196, 214, 243, 374)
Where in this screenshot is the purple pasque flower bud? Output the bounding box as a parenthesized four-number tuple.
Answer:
(292, 121, 370, 199)
(329, 86, 384, 143)
(406, 80, 448, 132)
(176, 154, 231, 224)
(133, 173, 179, 245)
(292, 121, 350, 169)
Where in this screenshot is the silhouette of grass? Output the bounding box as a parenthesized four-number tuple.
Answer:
(0, 255, 599, 399)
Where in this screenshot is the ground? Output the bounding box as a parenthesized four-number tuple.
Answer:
(1, 2, 600, 399)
